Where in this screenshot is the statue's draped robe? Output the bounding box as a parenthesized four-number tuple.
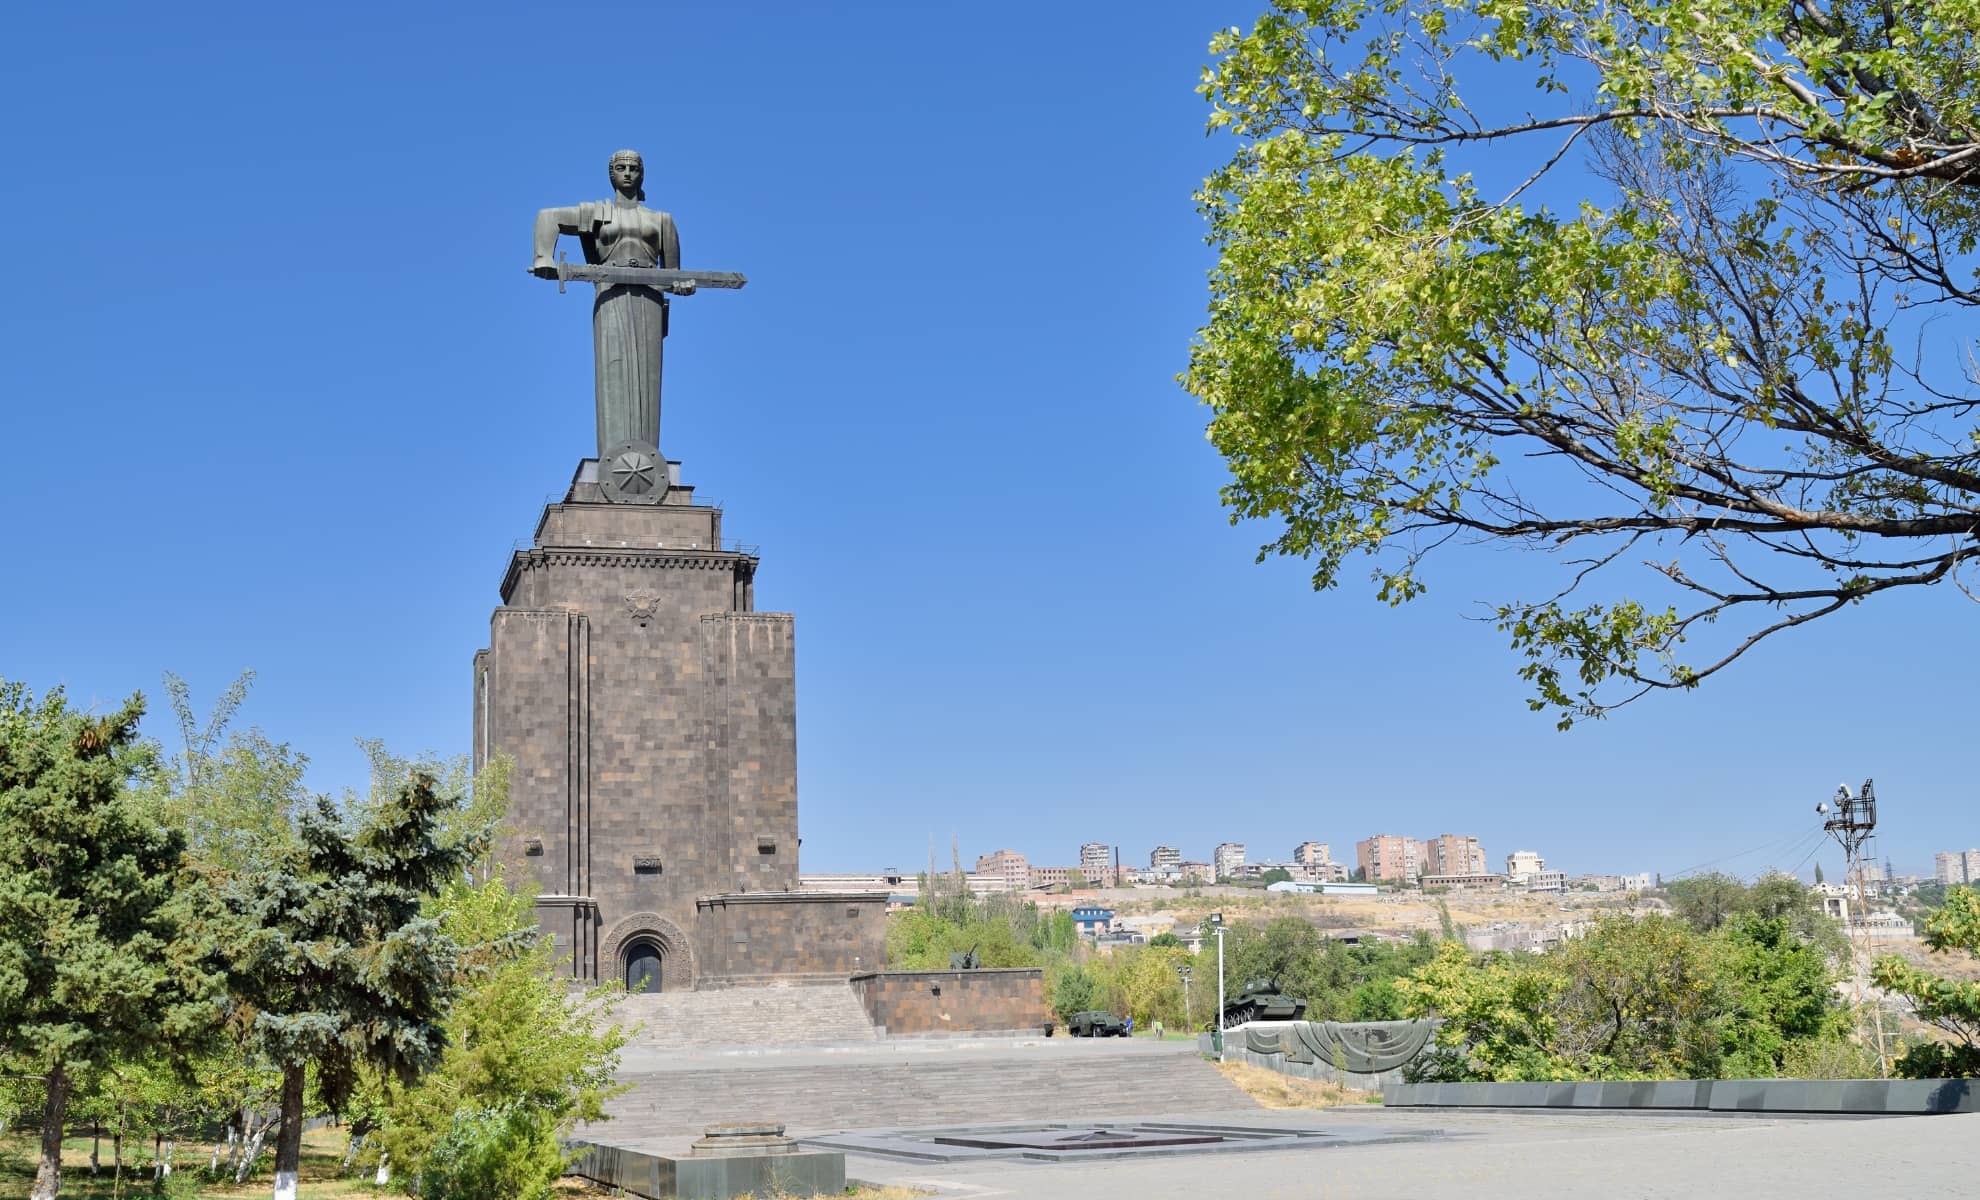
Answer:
(539, 199, 680, 456)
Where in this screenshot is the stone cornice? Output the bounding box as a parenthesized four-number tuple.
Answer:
(502, 546, 758, 602)
(848, 968, 1045, 981)
(697, 890, 889, 908)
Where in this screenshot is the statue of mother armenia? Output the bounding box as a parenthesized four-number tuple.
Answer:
(531, 150, 744, 470)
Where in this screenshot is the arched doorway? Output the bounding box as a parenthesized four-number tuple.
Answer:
(625, 939, 664, 993)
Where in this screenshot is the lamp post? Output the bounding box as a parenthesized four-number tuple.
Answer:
(1177, 964, 1192, 1036)
(1208, 912, 1227, 1062)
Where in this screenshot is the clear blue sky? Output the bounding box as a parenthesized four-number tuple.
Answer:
(2, 2, 1973, 882)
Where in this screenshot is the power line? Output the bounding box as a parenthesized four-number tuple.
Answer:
(1664, 822, 1826, 882)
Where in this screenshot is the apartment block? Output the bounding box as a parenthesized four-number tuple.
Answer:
(974, 849, 1030, 892)
(1150, 844, 1182, 873)
(1423, 834, 1487, 877)
(1213, 842, 1247, 880)
(1505, 850, 1546, 882)
(1079, 842, 1116, 887)
(1293, 841, 1331, 867)
(1358, 834, 1421, 883)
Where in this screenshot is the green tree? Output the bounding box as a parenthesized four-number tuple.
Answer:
(1259, 868, 1293, 886)
(1052, 965, 1100, 1021)
(1873, 886, 1980, 1077)
(0, 684, 221, 1200)
(1190, 1, 1980, 726)
(373, 865, 625, 1197)
(1664, 873, 1750, 932)
(1400, 913, 1847, 1080)
(1715, 915, 1851, 1075)
(221, 774, 478, 1200)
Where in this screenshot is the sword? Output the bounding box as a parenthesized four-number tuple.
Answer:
(531, 252, 748, 295)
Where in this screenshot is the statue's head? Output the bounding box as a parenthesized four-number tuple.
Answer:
(609, 150, 645, 201)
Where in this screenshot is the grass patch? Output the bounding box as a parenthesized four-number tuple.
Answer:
(1216, 1061, 1378, 1108)
(1, 1126, 388, 1198)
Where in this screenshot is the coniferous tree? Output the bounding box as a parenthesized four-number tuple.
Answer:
(221, 773, 477, 1200)
(0, 683, 221, 1200)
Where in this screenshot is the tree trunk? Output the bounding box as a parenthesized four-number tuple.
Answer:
(374, 1151, 390, 1188)
(271, 1062, 304, 1200)
(90, 1120, 100, 1175)
(234, 1112, 268, 1184)
(31, 1064, 70, 1200)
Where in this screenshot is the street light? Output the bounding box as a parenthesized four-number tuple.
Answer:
(1177, 964, 1193, 1035)
(1207, 912, 1227, 1062)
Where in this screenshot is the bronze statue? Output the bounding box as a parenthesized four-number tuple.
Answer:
(531, 150, 745, 467)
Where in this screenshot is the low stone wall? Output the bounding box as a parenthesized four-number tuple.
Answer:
(1386, 1078, 1980, 1115)
(568, 1140, 844, 1199)
(848, 968, 1049, 1036)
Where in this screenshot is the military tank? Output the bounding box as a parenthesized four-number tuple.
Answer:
(1218, 978, 1308, 1025)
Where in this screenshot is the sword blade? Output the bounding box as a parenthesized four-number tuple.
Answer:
(546, 264, 748, 290)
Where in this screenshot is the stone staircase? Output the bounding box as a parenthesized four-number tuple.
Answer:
(613, 982, 881, 1050)
(603, 1046, 1258, 1137)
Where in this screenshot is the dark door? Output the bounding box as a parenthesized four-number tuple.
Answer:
(626, 942, 663, 993)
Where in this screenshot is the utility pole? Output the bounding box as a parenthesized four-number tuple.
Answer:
(1818, 779, 1888, 1076)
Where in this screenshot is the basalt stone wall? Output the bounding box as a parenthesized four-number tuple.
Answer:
(848, 968, 1049, 1036)
(693, 892, 889, 988)
(475, 472, 808, 987)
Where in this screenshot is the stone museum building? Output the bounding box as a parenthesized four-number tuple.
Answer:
(472, 151, 886, 991)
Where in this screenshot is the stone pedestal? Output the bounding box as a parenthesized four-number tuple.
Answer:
(474, 460, 884, 987)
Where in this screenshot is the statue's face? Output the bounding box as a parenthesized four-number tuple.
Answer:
(612, 158, 643, 195)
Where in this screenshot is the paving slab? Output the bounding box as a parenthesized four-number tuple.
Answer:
(837, 1107, 1980, 1198)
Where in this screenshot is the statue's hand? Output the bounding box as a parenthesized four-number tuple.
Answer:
(530, 259, 560, 279)
(673, 282, 698, 296)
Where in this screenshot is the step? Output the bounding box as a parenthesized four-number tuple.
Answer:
(598, 1048, 1258, 1137)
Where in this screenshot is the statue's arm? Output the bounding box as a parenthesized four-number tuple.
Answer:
(532, 206, 586, 276)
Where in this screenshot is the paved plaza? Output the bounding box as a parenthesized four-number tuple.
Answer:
(588, 1035, 1980, 1197)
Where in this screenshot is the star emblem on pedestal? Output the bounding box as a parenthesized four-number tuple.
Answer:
(597, 440, 667, 504)
(612, 450, 657, 494)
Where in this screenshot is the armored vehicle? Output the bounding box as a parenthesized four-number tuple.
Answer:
(1218, 978, 1307, 1025)
(1068, 1010, 1129, 1037)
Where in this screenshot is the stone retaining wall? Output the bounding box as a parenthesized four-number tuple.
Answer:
(848, 968, 1049, 1036)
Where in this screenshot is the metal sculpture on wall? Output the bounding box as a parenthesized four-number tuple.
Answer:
(1243, 1019, 1438, 1074)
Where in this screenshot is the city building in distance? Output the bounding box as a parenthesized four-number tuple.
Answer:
(1418, 872, 1507, 892)
(1079, 842, 1115, 887)
(1358, 834, 1422, 882)
(973, 849, 1029, 892)
(1293, 841, 1331, 868)
(1213, 842, 1246, 880)
(1028, 865, 1073, 890)
(1149, 844, 1181, 874)
(1506, 850, 1546, 882)
(1935, 850, 1980, 884)
(1422, 834, 1488, 877)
